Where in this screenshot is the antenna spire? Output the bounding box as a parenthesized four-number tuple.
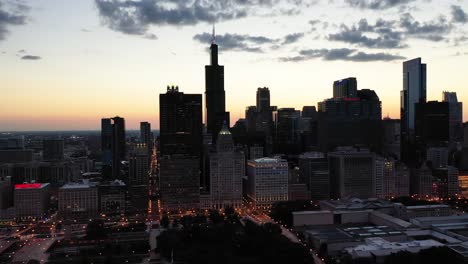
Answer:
(211, 24, 216, 44)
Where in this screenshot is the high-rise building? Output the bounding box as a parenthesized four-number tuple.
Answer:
(318, 87, 382, 152)
(333, 77, 357, 98)
(128, 143, 149, 186)
(256, 87, 270, 113)
(299, 152, 329, 200)
(382, 118, 401, 159)
(0, 136, 24, 149)
(159, 155, 200, 212)
(43, 138, 64, 161)
(443, 91, 463, 144)
(375, 157, 397, 198)
(412, 164, 433, 197)
(159, 86, 202, 156)
(401, 58, 427, 166)
(426, 147, 449, 168)
(209, 124, 245, 209)
(205, 38, 229, 142)
(14, 183, 51, 219)
(101, 117, 126, 180)
(0, 176, 12, 209)
(140, 121, 152, 154)
(329, 147, 376, 199)
(246, 157, 288, 209)
(274, 108, 301, 154)
(433, 166, 459, 198)
(415, 101, 450, 145)
(395, 162, 410, 197)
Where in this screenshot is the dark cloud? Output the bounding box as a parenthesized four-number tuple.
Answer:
(451, 5, 467, 24)
(282, 33, 304, 44)
(194, 31, 309, 53)
(193, 32, 275, 53)
(280, 48, 405, 62)
(21, 55, 41, 60)
(18, 49, 26, 53)
(399, 13, 452, 41)
(95, 0, 316, 37)
(0, 1, 29, 41)
(329, 19, 405, 49)
(345, 0, 415, 10)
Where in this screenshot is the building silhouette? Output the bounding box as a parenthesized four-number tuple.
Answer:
(205, 39, 229, 143)
(401, 58, 427, 166)
(159, 85, 202, 156)
(42, 138, 64, 161)
(101, 117, 126, 180)
(333, 77, 357, 99)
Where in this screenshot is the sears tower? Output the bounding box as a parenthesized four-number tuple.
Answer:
(205, 30, 230, 143)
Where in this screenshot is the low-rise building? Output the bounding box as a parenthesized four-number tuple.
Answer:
(14, 183, 51, 219)
(58, 182, 98, 220)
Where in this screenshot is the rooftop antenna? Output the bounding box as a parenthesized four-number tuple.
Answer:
(211, 24, 216, 44)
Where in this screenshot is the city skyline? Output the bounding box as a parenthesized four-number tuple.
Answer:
(1, 0, 468, 131)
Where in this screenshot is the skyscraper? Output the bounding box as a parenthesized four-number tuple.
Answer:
(159, 85, 202, 156)
(401, 58, 427, 165)
(333, 77, 357, 99)
(140, 121, 152, 154)
(442, 91, 463, 144)
(205, 37, 229, 142)
(209, 123, 245, 209)
(328, 147, 376, 199)
(101, 117, 126, 180)
(128, 143, 149, 186)
(256, 87, 270, 113)
(274, 108, 301, 154)
(299, 152, 329, 200)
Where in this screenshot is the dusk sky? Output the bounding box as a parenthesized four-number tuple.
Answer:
(1, 0, 467, 131)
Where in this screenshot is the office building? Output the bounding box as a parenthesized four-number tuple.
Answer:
(333, 77, 357, 98)
(101, 116, 126, 180)
(412, 164, 433, 197)
(299, 152, 329, 200)
(0, 176, 12, 209)
(274, 108, 301, 154)
(401, 58, 427, 166)
(256, 87, 273, 134)
(329, 147, 376, 199)
(0, 136, 24, 149)
(395, 162, 410, 197)
(159, 86, 202, 156)
(443, 91, 463, 144)
(205, 38, 229, 142)
(159, 155, 200, 212)
(318, 86, 382, 152)
(128, 143, 149, 186)
(246, 157, 288, 209)
(209, 124, 245, 209)
(14, 183, 51, 219)
(433, 166, 459, 198)
(382, 118, 401, 159)
(427, 147, 449, 168)
(140, 121, 152, 155)
(375, 157, 397, 199)
(58, 182, 99, 219)
(42, 138, 64, 161)
(99, 180, 126, 216)
(0, 149, 33, 163)
(415, 101, 450, 145)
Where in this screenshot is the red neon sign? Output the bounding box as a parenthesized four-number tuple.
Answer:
(15, 183, 42, 189)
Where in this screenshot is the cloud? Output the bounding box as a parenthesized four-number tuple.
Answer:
(193, 32, 275, 53)
(21, 55, 41, 60)
(345, 0, 415, 10)
(280, 48, 405, 62)
(282, 33, 305, 44)
(451, 5, 467, 24)
(399, 13, 452, 41)
(194, 31, 309, 53)
(0, 1, 29, 41)
(329, 19, 405, 49)
(95, 0, 316, 37)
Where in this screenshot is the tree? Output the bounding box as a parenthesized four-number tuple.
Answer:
(160, 214, 170, 229)
(86, 219, 107, 240)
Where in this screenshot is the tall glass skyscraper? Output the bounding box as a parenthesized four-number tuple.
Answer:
(401, 58, 427, 165)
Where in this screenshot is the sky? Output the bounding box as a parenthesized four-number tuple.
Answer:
(1, 0, 467, 131)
